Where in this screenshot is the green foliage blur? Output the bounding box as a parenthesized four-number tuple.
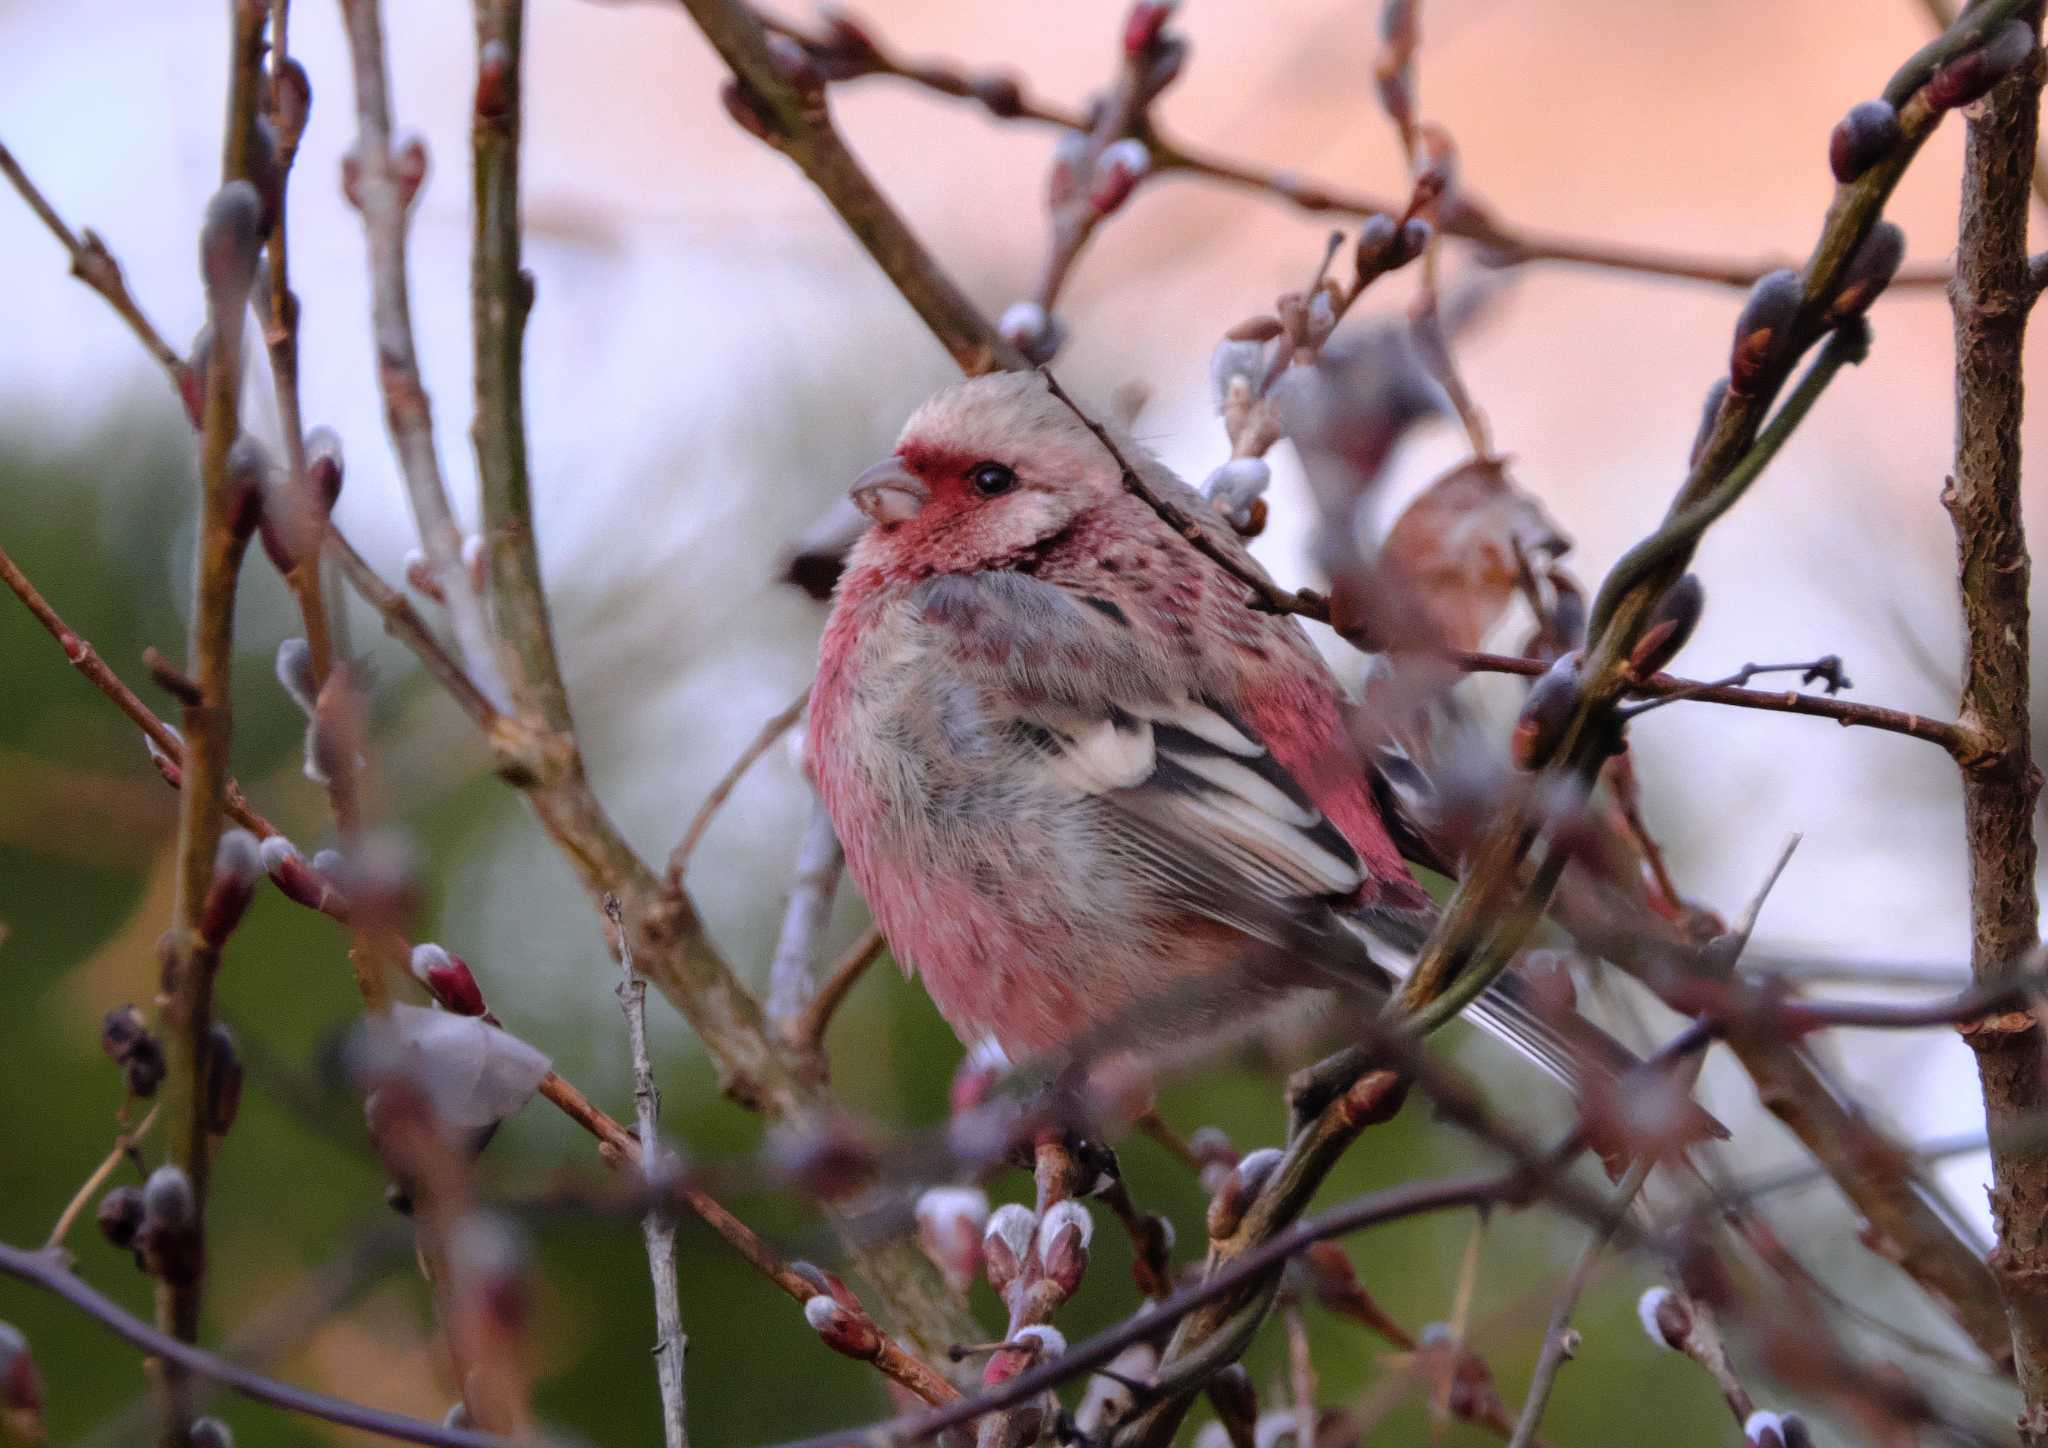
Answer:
(0, 419, 1735, 1447)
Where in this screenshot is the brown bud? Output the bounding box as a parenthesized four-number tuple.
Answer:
(393, 136, 429, 212)
(1089, 138, 1150, 215)
(1728, 267, 1801, 394)
(200, 181, 265, 324)
(101, 1005, 165, 1098)
(340, 148, 364, 211)
(1638, 1285, 1693, 1350)
(1227, 315, 1285, 343)
(804, 1294, 883, 1358)
(306, 426, 345, 512)
(982, 1203, 1035, 1293)
(224, 434, 271, 548)
(914, 1187, 989, 1293)
(476, 38, 514, 121)
(1123, 0, 1177, 58)
(720, 78, 777, 143)
(1826, 220, 1905, 323)
(200, 828, 262, 946)
(97, 1186, 147, 1250)
(246, 117, 283, 235)
(1510, 652, 1582, 769)
(204, 1022, 245, 1136)
(411, 943, 488, 1017)
(1206, 1145, 1280, 1240)
(260, 835, 350, 919)
(1925, 20, 2035, 111)
(142, 1165, 200, 1283)
(1036, 1200, 1092, 1299)
(0, 1322, 43, 1433)
(1828, 99, 1900, 183)
(765, 32, 826, 98)
(270, 58, 312, 153)
(1629, 574, 1704, 677)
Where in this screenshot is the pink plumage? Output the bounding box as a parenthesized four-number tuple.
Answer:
(808, 372, 1584, 1077)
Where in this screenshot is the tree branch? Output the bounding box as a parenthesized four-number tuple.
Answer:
(673, 0, 1028, 373)
(611, 896, 690, 1448)
(0, 1241, 519, 1448)
(152, 12, 269, 1436)
(763, 6, 1956, 294)
(0, 137, 188, 392)
(0, 543, 270, 836)
(336, 0, 509, 709)
(1946, 23, 2048, 1438)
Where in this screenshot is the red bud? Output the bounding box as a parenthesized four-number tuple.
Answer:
(410, 943, 488, 1016)
(200, 828, 262, 946)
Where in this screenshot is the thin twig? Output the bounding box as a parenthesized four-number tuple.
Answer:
(154, 13, 269, 1434)
(766, 794, 844, 1027)
(0, 543, 271, 836)
(336, 0, 509, 709)
(45, 1107, 160, 1254)
(0, 137, 187, 389)
(673, 0, 1027, 373)
(764, 6, 1957, 294)
(610, 895, 690, 1448)
(1455, 649, 1977, 757)
(0, 1241, 518, 1448)
(665, 689, 811, 887)
(787, 925, 886, 1057)
(1503, 1157, 1654, 1448)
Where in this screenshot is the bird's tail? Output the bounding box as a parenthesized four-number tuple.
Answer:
(1342, 905, 1726, 1138)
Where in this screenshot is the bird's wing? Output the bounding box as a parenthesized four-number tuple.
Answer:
(906, 570, 1687, 1103)
(908, 571, 1375, 943)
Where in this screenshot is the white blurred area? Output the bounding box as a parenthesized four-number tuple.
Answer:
(3, 0, 2043, 1230)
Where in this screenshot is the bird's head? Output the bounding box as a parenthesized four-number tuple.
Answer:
(844, 373, 1125, 577)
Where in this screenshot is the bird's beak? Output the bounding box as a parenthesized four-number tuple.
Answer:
(849, 457, 928, 525)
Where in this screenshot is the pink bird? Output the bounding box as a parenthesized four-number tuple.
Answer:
(808, 372, 1612, 1082)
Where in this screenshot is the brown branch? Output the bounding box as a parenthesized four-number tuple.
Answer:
(1454, 650, 1978, 757)
(786, 925, 885, 1059)
(1946, 24, 2048, 1438)
(323, 525, 514, 745)
(534, 1071, 960, 1407)
(664, 689, 811, 888)
(1504, 1157, 1653, 1448)
(1571, 902, 2017, 1370)
(0, 1241, 518, 1448)
(763, 1166, 1537, 1448)
(1389, 0, 2032, 1052)
(0, 543, 271, 837)
(472, 0, 575, 742)
(673, 0, 1028, 373)
(766, 795, 844, 1027)
(153, 12, 269, 1435)
(44, 1106, 159, 1255)
(611, 895, 691, 1448)
(336, 0, 509, 708)
(0, 137, 188, 391)
(764, 6, 1955, 294)
(1916, 0, 2048, 217)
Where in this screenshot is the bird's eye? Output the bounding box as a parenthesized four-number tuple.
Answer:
(967, 461, 1018, 497)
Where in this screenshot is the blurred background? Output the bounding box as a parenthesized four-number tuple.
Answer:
(1, 0, 2042, 1442)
